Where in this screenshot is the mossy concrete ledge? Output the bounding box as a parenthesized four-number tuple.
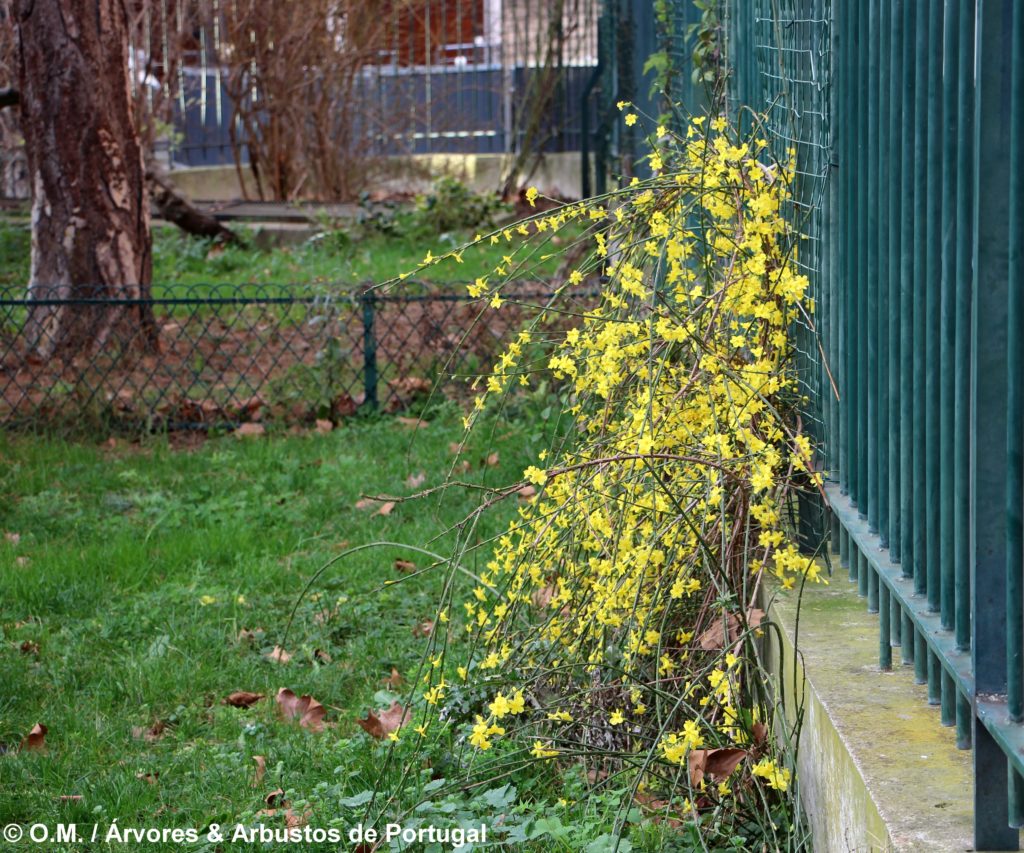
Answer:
(763, 568, 978, 852)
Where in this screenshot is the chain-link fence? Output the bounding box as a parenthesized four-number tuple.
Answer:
(0, 284, 597, 431)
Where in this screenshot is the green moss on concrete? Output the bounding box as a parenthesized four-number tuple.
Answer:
(764, 568, 977, 852)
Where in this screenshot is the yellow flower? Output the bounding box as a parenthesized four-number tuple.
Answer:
(199, 595, 216, 606)
(624, 113, 638, 127)
(525, 186, 539, 207)
(524, 466, 548, 486)
(531, 740, 559, 759)
(609, 709, 625, 725)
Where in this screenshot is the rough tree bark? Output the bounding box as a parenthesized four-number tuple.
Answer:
(14, 0, 157, 358)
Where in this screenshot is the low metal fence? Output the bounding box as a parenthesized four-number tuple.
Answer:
(696, 0, 1024, 847)
(0, 284, 596, 431)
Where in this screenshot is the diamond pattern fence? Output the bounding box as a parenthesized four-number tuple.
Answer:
(0, 283, 598, 432)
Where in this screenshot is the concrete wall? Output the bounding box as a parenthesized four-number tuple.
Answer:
(167, 151, 592, 202)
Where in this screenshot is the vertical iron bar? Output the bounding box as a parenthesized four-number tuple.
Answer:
(866, 0, 879, 532)
(925, 0, 942, 615)
(888, 0, 904, 562)
(941, 669, 955, 726)
(972, 0, 1017, 846)
(362, 291, 379, 410)
(1006, 0, 1024, 724)
(900, 0, 916, 577)
(954, 0, 975, 652)
(876, 0, 890, 548)
(940, 0, 959, 632)
(879, 582, 892, 670)
(912, 0, 927, 601)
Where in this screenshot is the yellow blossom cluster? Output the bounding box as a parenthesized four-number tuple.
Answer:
(449, 115, 817, 810)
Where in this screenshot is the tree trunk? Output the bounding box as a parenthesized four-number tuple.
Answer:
(14, 0, 156, 359)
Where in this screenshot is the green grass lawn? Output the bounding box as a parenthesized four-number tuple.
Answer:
(0, 218, 579, 300)
(0, 412, 676, 851)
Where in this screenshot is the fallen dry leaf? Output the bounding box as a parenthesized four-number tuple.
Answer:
(382, 668, 403, 689)
(355, 498, 379, 511)
(275, 688, 326, 732)
(752, 721, 769, 748)
(394, 559, 416, 574)
(19, 640, 39, 656)
(486, 452, 500, 466)
(314, 419, 334, 434)
(448, 442, 462, 455)
(313, 606, 338, 625)
(238, 628, 264, 644)
(412, 619, 434, 638)
(517, 485, 537, 501)
(457, 460, 472, 473)
(224, 691, 265, 708)
(285, 808, 312, 829)
(235, 422, 265, 438)
(405, 471, 426, 489)
(136, 772, 159, 785)
(4, 531, 20, 545)
(313, 648, 332, 664)
(59, 795, 83, 802)
(266, 646, 292, 664)
(531, 585, 557, 609)
(20, 723, 47, 752)
(377, 501, 396, 517)
(264, 788, 286, 808)
(14, 556, 30, 568)
(698, 613, 742, 651)
(131, 721, 166, 743)
(252, 755, 266, 787)
(746, 608, 765, 630)
(355, 701, 409, 739)
(395, 416, 428, 429)
(688, 747, 748, 788)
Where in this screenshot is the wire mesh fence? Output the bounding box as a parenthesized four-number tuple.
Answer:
(0, 283, 597, 432)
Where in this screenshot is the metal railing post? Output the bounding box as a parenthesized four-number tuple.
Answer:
(361, 290, 379, 411)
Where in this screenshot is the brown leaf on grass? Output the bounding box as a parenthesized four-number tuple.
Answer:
(264, 788, 286, 808)
(448, 442, 462, 455)
(389, 377, 432, 396)
(14, 556, 30, 568)
(266, 646, 292, 664)
(457, 460, 471, 473)
(517, 485, 537, 501)
(252, 755, 266, 787)
(238, 628, 264, 644)
(131, 721, 166, 742)
(285, 808, 312, 829)
(59, 795, 83, 802)
(355, 701, 409, 739)
(412, 619, 434, 638)
(586, 768, 609, 785)
(4, 531, 20, 545)
(688, 748, 748, 788)
(354, 498, 377, 511)
(314, 419, 334, 434)
(235, 423, 265, 438)
(224, 691, 265, 708)
(746, 608, 765, 630)
(313, 607, 338, 625)
(382, 668, 403, 689)
(485, 452, 500, 466)
(275, 688, 326, 732)
(405, 471, 426, 489)
(136, 772, 159, 785)
(20, 723, 47, 752)
(395, 416, 429, 429)
(394, 559, 417, 574)
(19, 640, 39, 656)
(313, 648, 332, 664)
(752, 721, 769, 748)
(698, 613, 742, 651)
(377, 501, 396, 516)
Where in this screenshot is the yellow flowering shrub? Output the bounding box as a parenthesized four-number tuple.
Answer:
(406, 111, 822, 834)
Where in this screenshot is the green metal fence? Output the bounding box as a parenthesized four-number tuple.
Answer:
(650, 0, 1024, 847)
